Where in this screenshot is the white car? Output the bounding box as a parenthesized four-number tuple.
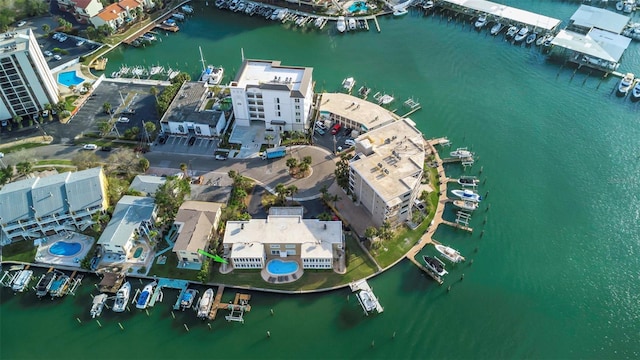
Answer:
(52, 33, 60, 40)
(117, 117, 130, 123)
(43, 50, 53, 57)
(42, 110, 49, 117)
(76, 39, 85, 46)
(315, 121, 327, 130)
(16, 21, 26, 27)
(58, 35, 67, 42)
(83, 144, 98, 150)
(345, 139, 356, 147)
(53, 55, 61, 61)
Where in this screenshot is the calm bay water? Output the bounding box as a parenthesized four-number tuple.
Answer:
(2, 1, 640, 358)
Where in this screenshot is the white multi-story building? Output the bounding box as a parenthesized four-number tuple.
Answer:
(0, 167, 108, 242)
(348, 118, 425, 228)
(97, 196, 157, 256)
(229, 60, 314, 133)
(0, 29, 59, 122)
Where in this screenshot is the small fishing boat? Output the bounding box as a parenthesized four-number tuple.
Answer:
(490, 22, 504, 35)
(142, 33, 156, 41)
(181, 4, 194, 14)
(337, 16, 346, 33)
(536, 33, 548, 46)
(450, 147, 473, 158)
(342, 77, 356, 92)
(348, 18, 357, 31)
(505, 25, 518, 38)
(435, 244, 465, 263)
(458, 176, 479, 187)
(451, 189, 482, 202)
(422, 255, 448, 276)
(422, 0, 434, 11)
(514, 26, 529, 42)
(393, 8, 409, 16)
(11, 270, 33, 292)
(452, 200, 479, 212)
(630, 82, 640, 102)
(112, 281, 131, 313)
(525, 32, 537, 45)
(357, 290, 376, 312)
(136, 281, 156, 310)
(90, 294, 109, 318)
(378, 94, 394, 105)
(48, 272, 70, 298)
(474, 15, 487, 29)
(180, 289, 197, 311)
(35, 271, 59, 298)
(197, 288, 215, 319)
(543, 35, 554, 47)
(617, 73, 635, 97)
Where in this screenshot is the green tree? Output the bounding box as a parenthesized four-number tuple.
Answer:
(364, 226, 378, 240)
(15, 161, 32, 178)
(103, 102, 112, 115)
(0, 165, 13, 185)
(334, 153, 353, 191)
(286, 184, 298, 203)
(139, 158, 150, 172)
(170, 72, 191, 85)
(12, 114, 22, 125)
(317, 212, 332, 221)
(72, 151, 100, 170)
(41, 24, 50, 34)
(143, 121, 156, 139)
(97, 120, 111, 137)
(302, 156, 312, 165)
(149, 86, 159, 103)
(298, 162, 309, 174)
(275, 183, 287, 205)
(180, 163, 188, 178)
(24, 0, 48, 16)
(286, 157, 298, 171)
(155, 178, 190, 221)
(43, 103, 53, 121)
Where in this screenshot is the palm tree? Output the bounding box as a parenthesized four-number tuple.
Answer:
(103, 102, 112, 115)
(97, 121, 111, 137)
(298, 162, 310, 175)
(331, 194, 341, 209)
(12, 114, 22, 125)
(16, 161, 32, 178)
(144, 121, 156, 141)
(286, 185, 298, 204)
(150, 86, 158, 103)
(302, 155, 312, 165)
(180, 163, 188, 179)
(265, 134, 274, 147)
(44, 103, 53, 121)
(275, 183, 287, 205)
(286, 157, 298, 171)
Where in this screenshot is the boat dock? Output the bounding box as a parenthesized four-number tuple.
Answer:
(90, 57, 108, 71)
(349, 279, 384, 315)
(207, 285, 225, 320)
(442, 218, 473, 233)
(206, 285, 252, 322)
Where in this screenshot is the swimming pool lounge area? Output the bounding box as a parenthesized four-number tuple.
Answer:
(34, 232, 95, 267)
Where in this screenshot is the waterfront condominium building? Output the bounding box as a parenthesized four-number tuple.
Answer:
(222, 207, 344, 273)
(229, 59, 314, 133)
(0, 29, 59, 122)
(0, 167, 108, 243)
(348, 118, 426, 228)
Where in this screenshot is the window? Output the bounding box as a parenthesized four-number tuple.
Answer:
(276, 104, 280, 110)
(270, 244, 280, 248)
(276, 98, 280, 103)
(285, 244, 296, 249)
(277, 111, 281, 117)
(294, 99, 300, 103)
(295, 105, 300, 110)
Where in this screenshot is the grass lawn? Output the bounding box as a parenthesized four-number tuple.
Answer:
(35, 159, 73, 166)
(0, 142, 48, 153)
(149, 251, 200, 282)
(2, 240, 37, 263)
(215, 234, 378, 291)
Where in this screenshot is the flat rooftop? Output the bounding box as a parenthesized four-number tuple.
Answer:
(351, 119, 425, 204)
(319, 93, 399, 132)
(160, 81, 223, 125)
(232, 59, 313, 98)
(570, 5, 630, 34)
(551, 29, 631, 62)
(0, 29, 30, 53)
(441, 0, 561, 31)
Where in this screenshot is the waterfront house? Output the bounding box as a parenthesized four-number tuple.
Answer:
(96, 196, 157, 258)
(348, 118, 425, 228)
(0, 167, 107, 243)
(90, 0, 145, 31)
(159, 82, 227, 138)
(56, 0, 104, 24)
(229, 60, 314, 135)
(172, 201, 223, 270)
(222, 207, 344, 273)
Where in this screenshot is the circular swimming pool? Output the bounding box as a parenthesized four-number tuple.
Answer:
(49, 241, 82, 256)
(266, 259, 299, 275)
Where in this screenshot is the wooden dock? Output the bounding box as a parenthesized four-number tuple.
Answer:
(372, 16, 381, 32)
(90, 58, 108, 70)
(208, 285, 225, 320)
(442, 220, 473, 233)
(441, 157, 473, 164)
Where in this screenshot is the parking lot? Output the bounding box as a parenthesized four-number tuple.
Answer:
(152, 135, 220, 156)
(312, 121, 357, 154)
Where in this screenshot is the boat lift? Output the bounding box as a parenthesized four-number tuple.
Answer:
(455, 211, 471, 226)
(0, 270, 19, 288)
(349, 279, 384, 315)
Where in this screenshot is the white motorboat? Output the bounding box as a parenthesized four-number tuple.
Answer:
(180, 289, 197, 311)
(35, 271, 59, 298)
(543, 35, 554, 47)
(450, 147, 473, 158)
(422, 255, 448, 276)
(451, 189, 482, 202)
(181, 4, 194, 14)
(348, 18, 356, 31)
(11, 269, 33, 292)
(342, 77, 356, 92)
(91, 294, 109, 318)
(136, 281, 156, 310)
(536, 33, 549, 46)
(357, 290, 376, 312)
(458, 176, 479, 187)
(452, 200, 479, 212)
(198, 47, 224, 85)
(623, 0, 634, 13)
(616, 1, 624, 11)
(514, 27, 529, 42)
(617, 73, 635, 97)
(525, 32, 537, 45)
(48, 272, 70, 298)
(337, 16, 346, 33)
(393, 8, 408, 16)
(505, 25, 518, 38)
(435, 244, 465, 263)
(112, 281, 131, 313)
(630, 82, 640, 102)
(422, 0, 434, 11)
(474, 15, 487, 29)
(378, 94, 394, 105)
(490, 22, 504, 35)
(197, 288, 215, 319)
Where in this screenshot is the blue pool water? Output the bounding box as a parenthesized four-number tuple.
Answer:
(57, 71, 84, 87)
(49, 241, 82, 256)
(348, 1, 368, 13)
(266, 259, 299, 275)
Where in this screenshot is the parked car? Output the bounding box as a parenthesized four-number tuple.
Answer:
(52, 33, 61, 40)
(82, 144, 97, 150)
(117, 117, 130, 123)
(315, 127, 325, 135)
(43, 50, 53, 57)
(76, 39, 85, 46)
(345, 139, 356, 147)
(58, 35, 68, 42)
(100, 146, 112, 152)
(121, 108, 136, 115)
(343, 127, 352, 136)
(42, 110, 49, 118)
(16, 21, 26, 27)
(331, 123, 342, 135)
(158, 134, 168, 144)
(188, 136, 197, 146)
(53, 55, 61, 61)
(315, 121, 327, 130)
(215, 154, 227, 161)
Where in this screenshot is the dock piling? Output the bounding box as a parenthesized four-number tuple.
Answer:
(486, 204, 490, 212)
(392, 331, 396, 339)
(208, 323, 212, 330)
(270, 308, 274, 316)
(184, 324, 189, 332)
(76, 317, 81, 324)
(480, 230, 485, 238)
(461, 274, 465, 281)
(267, 331, 271, 338)
(371, 340, 375, 347)
(145, 309, 150, 316)
(171, 311, 175, 319)
(118, 322, 124, 330)
(447, 285, 451, 292)
(96, 320, 102, 328)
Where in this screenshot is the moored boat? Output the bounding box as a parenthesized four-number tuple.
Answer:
(474, 15, 487, 29)
(357, 290, 376, 312)
(514, 26, 529, 42)
(452, 200, 479, 212)
(181, 4, 194, 14)
(197, 288, 215, 319)
(90, 294, 109, 318)
(337, 16, 346, 33)
(505, 25, 518, 38)
(11, 269, 33, 292)
(136, 281, 156, 310)
(393, 8, 408, 16)
(617, 73, 635, 97)
(422, 0, 434, 11)
(490, 22, 504, 35)
(348, 18, 357, 31)
(112, 281, 131, 313)
(435, 244, 465, 263)
(358, 85, 370, 98)
(458, 176, 479, 187)
(525, 32, 537, 45)
(630, 82, 640, 102)
(180, 288, 197, 310)
(451, 189, 482, 202)
(422, 255, 448, 276)
(35, 271, 59, 298)
(48, 272, 70, 298)
(450, 147, 473, 158)
(342, 77, 356, 92)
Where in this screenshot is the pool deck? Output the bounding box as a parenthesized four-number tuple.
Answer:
(34, 232, 95, 268)
(260, 261, 304, 284)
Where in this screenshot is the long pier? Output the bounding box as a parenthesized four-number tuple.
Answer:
(208, 285, 225, 320)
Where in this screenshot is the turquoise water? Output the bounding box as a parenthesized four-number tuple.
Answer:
(48, 241, 82, 256)
(348, 1, 369, 13)
(57, 70, 84, 87)
(3, 1, 640, 359)
(267, 259, 299, 275)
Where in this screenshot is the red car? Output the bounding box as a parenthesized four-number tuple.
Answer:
(330, 123, 342, 135)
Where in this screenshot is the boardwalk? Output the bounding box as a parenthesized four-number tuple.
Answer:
(208, 285, 225, 320)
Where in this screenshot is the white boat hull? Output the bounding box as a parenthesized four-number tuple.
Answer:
(435, 244, 465, 263)
(113, 282, 131, 313)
